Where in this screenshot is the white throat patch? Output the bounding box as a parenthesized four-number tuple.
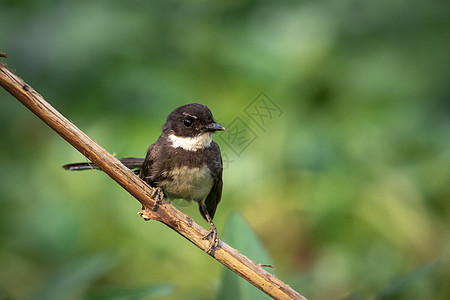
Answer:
(169, 133, 213, 151)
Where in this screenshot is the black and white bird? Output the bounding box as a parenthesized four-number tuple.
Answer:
(63, 103, 225, 252)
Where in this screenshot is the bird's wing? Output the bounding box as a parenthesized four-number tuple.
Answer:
(202, 176, 223, 220)
(201, 141, 223, 220)
(139, 143, 156, 182)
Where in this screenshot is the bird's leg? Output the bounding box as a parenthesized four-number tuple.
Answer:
(199, 202, 219, 253)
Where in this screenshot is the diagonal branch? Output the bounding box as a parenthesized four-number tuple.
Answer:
(0, 61, 307, 300)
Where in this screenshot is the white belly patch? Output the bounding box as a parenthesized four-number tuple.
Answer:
(161, 164, 214, 202)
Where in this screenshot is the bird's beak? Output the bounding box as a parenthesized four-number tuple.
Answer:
(205, 122, 225, 132)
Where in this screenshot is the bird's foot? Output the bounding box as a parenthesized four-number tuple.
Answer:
(138, 187, 165, 221)
(151, 187, 165, 211)
(202, 223, 219, 254)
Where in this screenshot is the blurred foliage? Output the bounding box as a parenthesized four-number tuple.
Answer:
(216, 213, 273, 300)
(1, 0, 450, 299)
(27, 252, 117, 300)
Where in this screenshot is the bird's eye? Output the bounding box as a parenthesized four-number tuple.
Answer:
(183, 118, 193, 128)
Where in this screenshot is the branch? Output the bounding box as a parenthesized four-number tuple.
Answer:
(0, 61, 307, 300)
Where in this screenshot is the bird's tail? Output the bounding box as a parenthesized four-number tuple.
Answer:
(62, 157, 145, 174)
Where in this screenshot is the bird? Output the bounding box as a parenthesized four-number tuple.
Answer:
(63, 103, 225, 252)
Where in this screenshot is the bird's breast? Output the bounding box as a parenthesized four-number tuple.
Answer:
(160, 163, 214, 202)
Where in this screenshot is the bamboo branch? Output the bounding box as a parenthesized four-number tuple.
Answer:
(0, 61, 307, 300)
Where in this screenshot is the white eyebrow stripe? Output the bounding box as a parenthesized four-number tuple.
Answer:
(169, 133, 212, 151)
(182, 112, 198, 119)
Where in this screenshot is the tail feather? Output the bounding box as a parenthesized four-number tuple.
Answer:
(62, 157, 145, 172)
(62, 161, 99, 171)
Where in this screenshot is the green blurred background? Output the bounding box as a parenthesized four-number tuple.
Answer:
(1, 1, 449, 299)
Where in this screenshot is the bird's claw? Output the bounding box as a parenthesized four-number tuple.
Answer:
(137, 187, 164, 221)
(203, 224, 219, 253)
(151, 187, 164, 211)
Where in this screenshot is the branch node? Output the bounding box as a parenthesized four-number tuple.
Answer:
(258, 264, 275, 270)
(138, 207, 163, 222)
